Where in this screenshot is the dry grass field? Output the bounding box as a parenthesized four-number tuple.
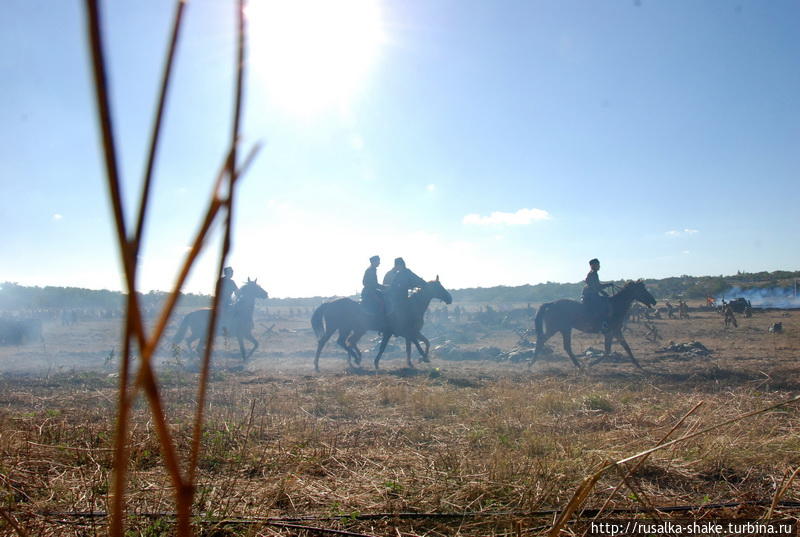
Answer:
(1, 304, 799, 536)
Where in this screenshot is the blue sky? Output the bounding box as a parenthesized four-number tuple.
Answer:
(1, 0, 798, 298)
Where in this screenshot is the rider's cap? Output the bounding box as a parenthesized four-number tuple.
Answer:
(589, 258, 600, 266)
(394, 257, 405, 267)
(370, 255, 380, 263)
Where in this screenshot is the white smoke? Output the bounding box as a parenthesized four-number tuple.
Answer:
(717, 285, 800, 309)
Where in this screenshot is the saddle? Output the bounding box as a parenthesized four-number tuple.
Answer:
(581, 291, 611, 332)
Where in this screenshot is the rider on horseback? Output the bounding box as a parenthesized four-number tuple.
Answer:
(382, 257, 426, 317)
(582, 258, 612, 332)
(361, 255, 386, 315)
(218, 266, 239, 333)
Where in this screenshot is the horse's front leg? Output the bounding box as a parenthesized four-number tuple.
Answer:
(405, 339, 414, 368)
(245, 333, 259, 360)
(416, 334, 430, 362)
(374, 333, 391, 369)
(617, 332, 642, 369)
(238, 336, 247, 362)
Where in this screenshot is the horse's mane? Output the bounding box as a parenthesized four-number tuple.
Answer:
(409, 279, 441, 298)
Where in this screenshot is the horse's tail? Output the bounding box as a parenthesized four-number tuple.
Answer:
(311, 304, 327, 340)
(534, 304, 549, 339)
(172, 313, 192, 345)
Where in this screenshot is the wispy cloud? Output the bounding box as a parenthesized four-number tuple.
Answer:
(52, 213, 63, 221)
(426, 183, 436, 192)
(463, 207, 550, 226)
(665, 228, 699, 237)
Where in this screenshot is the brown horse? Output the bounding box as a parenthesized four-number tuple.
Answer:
(172, 278, 268, 361)
(311, 277, 452, 371)
(533, 280, 656, 369)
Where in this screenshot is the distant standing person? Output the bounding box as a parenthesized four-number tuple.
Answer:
(723, 302, 738, 328)
(361, 255, 385, 314)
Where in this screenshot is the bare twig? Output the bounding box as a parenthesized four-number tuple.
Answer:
(767, 466, 800, 520)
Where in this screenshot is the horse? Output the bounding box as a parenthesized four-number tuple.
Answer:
(532, 280, 656, 369)
(373, 276, 453, 369)
(172, 278, 268, 361)
(311, 277, 452, 372)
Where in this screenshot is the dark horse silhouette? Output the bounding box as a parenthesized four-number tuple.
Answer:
(311, 277, 452, 372)
(373, 276, 452, 369)
(172, 278, 268, 361)
(533, 280, 656, 369)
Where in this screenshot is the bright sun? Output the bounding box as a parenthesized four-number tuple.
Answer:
(246, 0, 386, 117)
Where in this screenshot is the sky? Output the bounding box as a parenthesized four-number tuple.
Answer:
(1, 0, 798, 298)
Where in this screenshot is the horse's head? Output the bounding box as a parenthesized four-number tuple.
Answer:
(427, 275, 453, 305)
(629, 279, 656, 308)
(241, 277, 269, 300)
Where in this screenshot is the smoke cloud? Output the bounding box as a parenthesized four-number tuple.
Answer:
(717, 285, 800, 309)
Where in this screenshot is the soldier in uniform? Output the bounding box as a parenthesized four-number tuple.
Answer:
(361, 255, 385, 315)
(723, 302, 738, 328)
(217, 266, 239, 333)
(383, 257, 426, 316)
(582, 258, 613, 332)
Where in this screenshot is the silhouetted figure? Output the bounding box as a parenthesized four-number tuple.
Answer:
(581, 258, 613, 331)
(723, 303, 738, 328)
(361, 255, 386, 315)
(383, 257, 426, 316)
(679, 300, 689, 319)
(217, 266, 240, 331)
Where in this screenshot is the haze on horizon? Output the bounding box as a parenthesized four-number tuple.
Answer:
(1, 0, 798, 299)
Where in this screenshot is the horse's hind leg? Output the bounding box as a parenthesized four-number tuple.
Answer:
(405, 339, 414, 368)
(533, 328, 554, 365)
(347, 329, 365, 366)
(336, 330, 356, 369)
(314, 328, 335, 372)
(561, 330, 582, 369)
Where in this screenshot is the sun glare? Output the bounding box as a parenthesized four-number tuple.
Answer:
(246, 0, 386, 117)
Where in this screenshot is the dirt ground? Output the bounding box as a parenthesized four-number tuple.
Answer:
(0, 304, 798, 536)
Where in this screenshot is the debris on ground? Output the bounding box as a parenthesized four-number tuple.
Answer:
(583, 347, 625, 362)
(433, 342, 499, 361)
(656, 340, 712, 357)
(506, 348, 536, 362)
(769, 322, 783, 333)
(584, 347, 604, 358)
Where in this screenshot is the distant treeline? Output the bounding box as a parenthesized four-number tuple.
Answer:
(2, 270, 798, 311)
(0, 282, 210, 312)
(452, 270, 800, 304)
